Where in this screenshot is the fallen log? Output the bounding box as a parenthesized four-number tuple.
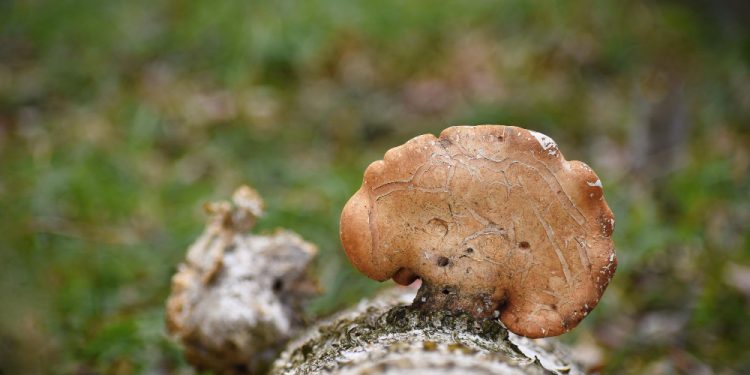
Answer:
(271, 288, 583, 375)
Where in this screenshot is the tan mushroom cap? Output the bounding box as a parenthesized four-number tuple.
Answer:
(340, 125, 616, 338)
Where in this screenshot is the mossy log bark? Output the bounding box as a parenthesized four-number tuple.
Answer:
(271, 288, 583, 375)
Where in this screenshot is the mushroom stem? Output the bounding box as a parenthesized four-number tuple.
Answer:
(412, 281, 507, 319)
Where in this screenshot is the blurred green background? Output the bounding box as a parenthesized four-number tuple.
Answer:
(1, 0, 749, 374)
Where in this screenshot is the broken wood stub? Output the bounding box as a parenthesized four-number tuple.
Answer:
(166, 186, 318, 374)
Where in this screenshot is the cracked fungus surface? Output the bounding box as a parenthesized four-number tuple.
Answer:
(340, 125, 617, 338)
(271, 289, 581, 375)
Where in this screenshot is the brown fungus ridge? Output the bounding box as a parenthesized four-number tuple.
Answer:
(340, 125, 616, 338)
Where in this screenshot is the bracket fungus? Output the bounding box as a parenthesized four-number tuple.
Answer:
(340, 125, 616, 338)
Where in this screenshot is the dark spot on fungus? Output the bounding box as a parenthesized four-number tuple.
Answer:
(272, 279, 284, 292)
(465, 247, 474, 253)
(442, 288, 451, 295)
(519, 241, 530, 249)
(437, 256, 450, 267)
(495, 294, 509, 310)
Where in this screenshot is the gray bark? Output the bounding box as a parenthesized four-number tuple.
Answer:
(271, 288, 583, 375)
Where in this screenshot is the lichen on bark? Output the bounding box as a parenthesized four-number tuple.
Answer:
(271, 288, 582, 375)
